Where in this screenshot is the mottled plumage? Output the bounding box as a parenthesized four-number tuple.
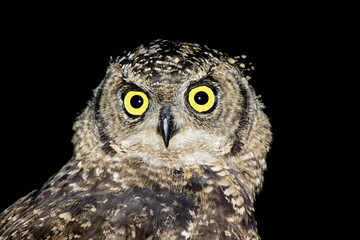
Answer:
(0, 40, 272, 239)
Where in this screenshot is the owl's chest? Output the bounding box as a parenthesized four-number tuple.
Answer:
(15, 167, 248, 239)
(49, 186, 243, 238)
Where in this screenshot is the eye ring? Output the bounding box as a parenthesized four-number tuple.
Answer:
(123, 91, 149, 116)
(188, 85, 216, 113)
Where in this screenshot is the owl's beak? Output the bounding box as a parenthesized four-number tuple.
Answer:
(158, 106, 176, 148)
(160, 117, 171, 148)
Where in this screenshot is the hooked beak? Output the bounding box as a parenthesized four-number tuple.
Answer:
(158, 106, 176, 148)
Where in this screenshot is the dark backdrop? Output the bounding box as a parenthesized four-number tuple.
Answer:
(0, 6, 330, 239)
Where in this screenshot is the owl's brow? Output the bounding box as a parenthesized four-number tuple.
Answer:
(187, 75, 219, 89)
(115, 77, 153, 97)
(119, 82, 148, 93)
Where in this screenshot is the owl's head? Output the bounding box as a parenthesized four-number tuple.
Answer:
(73, 40, 271, 171)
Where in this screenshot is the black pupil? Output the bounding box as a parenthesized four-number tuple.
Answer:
(130, 95, 143, 108)
(194, 91, 209, 105)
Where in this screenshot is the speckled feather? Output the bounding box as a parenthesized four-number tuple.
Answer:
(0, 40, 271, 239)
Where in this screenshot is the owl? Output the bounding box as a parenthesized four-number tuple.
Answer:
(0, 40, 272, 239)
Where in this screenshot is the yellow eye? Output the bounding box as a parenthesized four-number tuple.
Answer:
(188, 85, 215, 113)
(123, 91, 149, 116)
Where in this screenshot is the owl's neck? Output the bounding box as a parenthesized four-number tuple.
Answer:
(60, 154, 255, 206)
(70, 106, 267, 202)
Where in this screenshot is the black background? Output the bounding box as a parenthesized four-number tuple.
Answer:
(0, 4, 342, 239)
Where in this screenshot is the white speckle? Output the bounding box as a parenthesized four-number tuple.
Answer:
(59, 212, 72, 222)
(181, 230, 191, 239)
(50, 211, 57, 217)
(227, 57, 236, 64)
(82, 172, 89, 181)
(173, 57, 180, 64)
(77, 161, 82, 167)
(68, 169, 78, 175)
(33, 209, 40, 215)
(161, 206, 170, 213)
(81, 221, 92, 228)
(113, 172, 119, 182)
(239, 63, 246, 68)
(217, 179, 229, 187)
(185, 68, 192, 73)
(223, 187, 235, 196)
(232, 197, 243, 207)
(225, 230, 232, 237)
(248, 151, 254, 158)
(239, 206, 245, 215)
(203, 186, 213, 193)
(154, 67, 162, 72)
(95, 168, 102, 176)
(127, 53, 135, 59)
(118, 56, 126, 62)
(239, 151, 255, 161)
(210, 165, 223, 172)
(131, 228, 136, 238)
(223, 164, 231, 170)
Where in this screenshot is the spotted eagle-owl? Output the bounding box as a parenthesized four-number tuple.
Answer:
(0, 40, 272, 239)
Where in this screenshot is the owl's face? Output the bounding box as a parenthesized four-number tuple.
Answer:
(90, 41, 247, 169)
